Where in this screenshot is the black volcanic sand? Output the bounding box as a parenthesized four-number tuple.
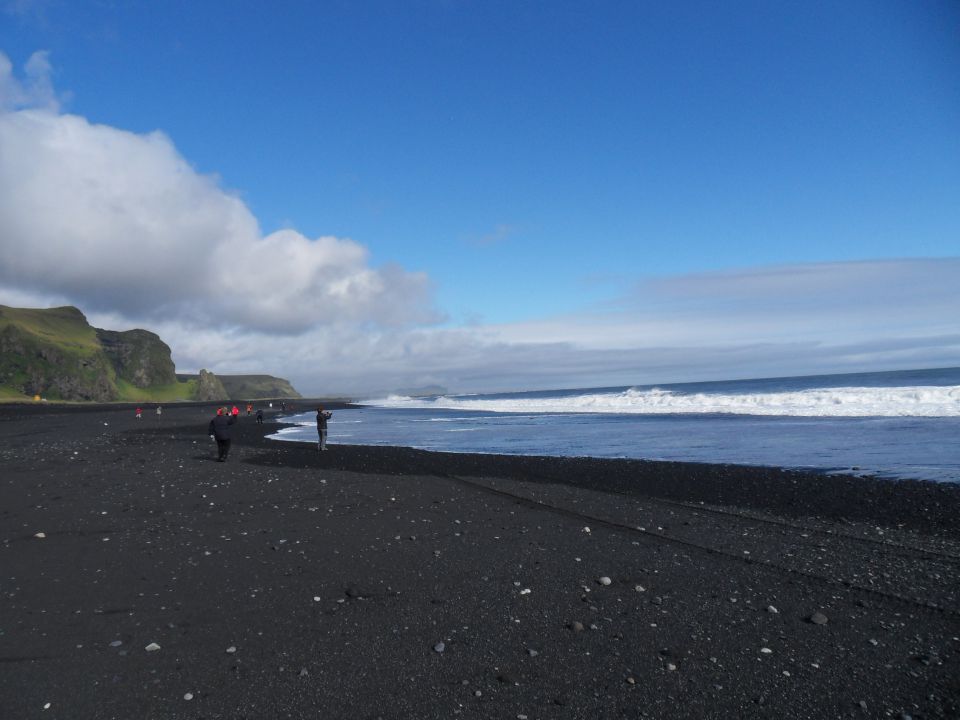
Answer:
(1, 403, 958, 719)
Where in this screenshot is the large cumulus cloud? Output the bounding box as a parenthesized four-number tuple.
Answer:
(0, 51, 437, 334)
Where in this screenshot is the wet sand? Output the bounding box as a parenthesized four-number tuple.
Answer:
(1, 402, 958, 719)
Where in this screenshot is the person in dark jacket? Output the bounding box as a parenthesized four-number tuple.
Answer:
(316, 406, 332, 451)
(208, 407, 237, 462)
(255, 408, 263, 424)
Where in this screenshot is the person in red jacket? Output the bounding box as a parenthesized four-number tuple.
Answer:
(231, 405, 239, 417)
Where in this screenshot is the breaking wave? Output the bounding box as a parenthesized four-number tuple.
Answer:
(367, 385, 960, 417)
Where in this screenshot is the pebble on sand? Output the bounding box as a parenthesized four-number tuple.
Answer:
(145, 642, 161, 652)
(598, 576, 612, 586)
(34, 532, 46, 539)
(184, 693, 194, 701)
(570, 621, 585, 632)
(433, 642, 446, 653)
(226, 646, 237, 654)
(809, 612, 829, 625)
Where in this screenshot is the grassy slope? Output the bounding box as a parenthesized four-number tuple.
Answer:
(115, 378, 197, 402)
(0, 306, 101, 353)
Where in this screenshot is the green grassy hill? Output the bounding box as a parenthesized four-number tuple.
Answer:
(0, 305, 193, 402)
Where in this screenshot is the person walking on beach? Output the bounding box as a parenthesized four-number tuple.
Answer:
(208, 407, 237, 462)
(155, 405, 162, 421)
(135, 407, 141, 419)
(316, 406, 332, 451)
(255, 408, 263, 424)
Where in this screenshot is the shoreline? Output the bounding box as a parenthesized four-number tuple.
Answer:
(1, 403, 958, 718)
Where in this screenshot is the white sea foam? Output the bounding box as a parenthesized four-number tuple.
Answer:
(367, 385, 960, 417)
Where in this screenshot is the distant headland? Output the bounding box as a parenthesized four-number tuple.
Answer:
(0, 304, 300, 402)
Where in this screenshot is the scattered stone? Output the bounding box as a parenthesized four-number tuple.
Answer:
(299, 668, 308, 677)
(145, 642, 161, 652)
(570, 621, 585, 632)
(184, 693, 194, 701)
(766, 605, 779, 614)
(433, 642, 446, 653)
(226, 646, 237, 654)
(760, 647, 773, 654)
(598, 576, 612, 586)
(626, 676, 636, 685)
(527, 649, 539, 657)
(519, 588, 531, 595)
(635, 585, 646, 592)
(809, 612, 828, 625)
(858, 700, 868, 711)
(109, 640, 122, 648)
(582, 526, 591, 533)
(474, 690, 482, 697)
(666, 663, 677, 671)
(34, 532, 46, 539)
(43, 703, 51, 710)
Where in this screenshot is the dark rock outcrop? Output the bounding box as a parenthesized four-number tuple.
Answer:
(95, 328, 177, 388)
(195, 369, 229, 401)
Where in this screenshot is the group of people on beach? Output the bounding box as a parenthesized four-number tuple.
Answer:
(205, 403, 332, 462)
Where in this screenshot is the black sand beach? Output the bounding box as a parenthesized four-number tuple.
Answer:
(1, 403, 958, 719)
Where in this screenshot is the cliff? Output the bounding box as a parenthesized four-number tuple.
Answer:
(0, 305, 300, 403)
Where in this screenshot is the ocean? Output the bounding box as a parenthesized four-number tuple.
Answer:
(269, 367, 960, 483)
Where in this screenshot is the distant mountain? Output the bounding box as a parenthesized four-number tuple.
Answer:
(0, 305, 300, 402)
(395, 384, 448, 397)
(177, 373, 301, 400)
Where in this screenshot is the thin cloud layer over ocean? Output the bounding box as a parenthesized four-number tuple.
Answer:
(0, 51, 957, 395)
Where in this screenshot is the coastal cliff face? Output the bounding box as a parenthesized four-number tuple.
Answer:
(95, 328, 177, 388)
(0, 305, 303, 402)
(0, 306, 119, 401)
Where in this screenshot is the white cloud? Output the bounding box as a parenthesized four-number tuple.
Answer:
(0, 51, 437, 336)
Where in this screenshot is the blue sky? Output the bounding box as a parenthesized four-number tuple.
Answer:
(0, 1, 958, 394)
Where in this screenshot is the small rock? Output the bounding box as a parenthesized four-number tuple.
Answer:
(635, 585, 646, 592)
(760, 647, 772, 654)
(433, 642, 446, 653)
(183, 693, 193, 701)
(666, 663, 677, 671)
(474, 690, 482, 697)
(582, 526, 591, 533)
(598, 576, 612, 586)
(226, 646, 237, 654)
(626, 676, 636, 685)
(527, 648, 539, 657)
(570, 621, 585, 632)
(809, 612, 828, 625)
(858, 700, 867, 711)
(109, 640, 123, 648)
(766, 605, 779, 614)
(145, 642, 161, 652)
(519, 588, 531, 595)
(34, 532, 46, 539)
(299, 668, 308, 677)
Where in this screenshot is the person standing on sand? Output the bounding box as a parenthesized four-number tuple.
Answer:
(155, 405, 162, 420)
(135, 407, 141, 419)
(208, 407, 237, 462)
(255, 408, 263, 424)
(316, 406, 332, 451)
